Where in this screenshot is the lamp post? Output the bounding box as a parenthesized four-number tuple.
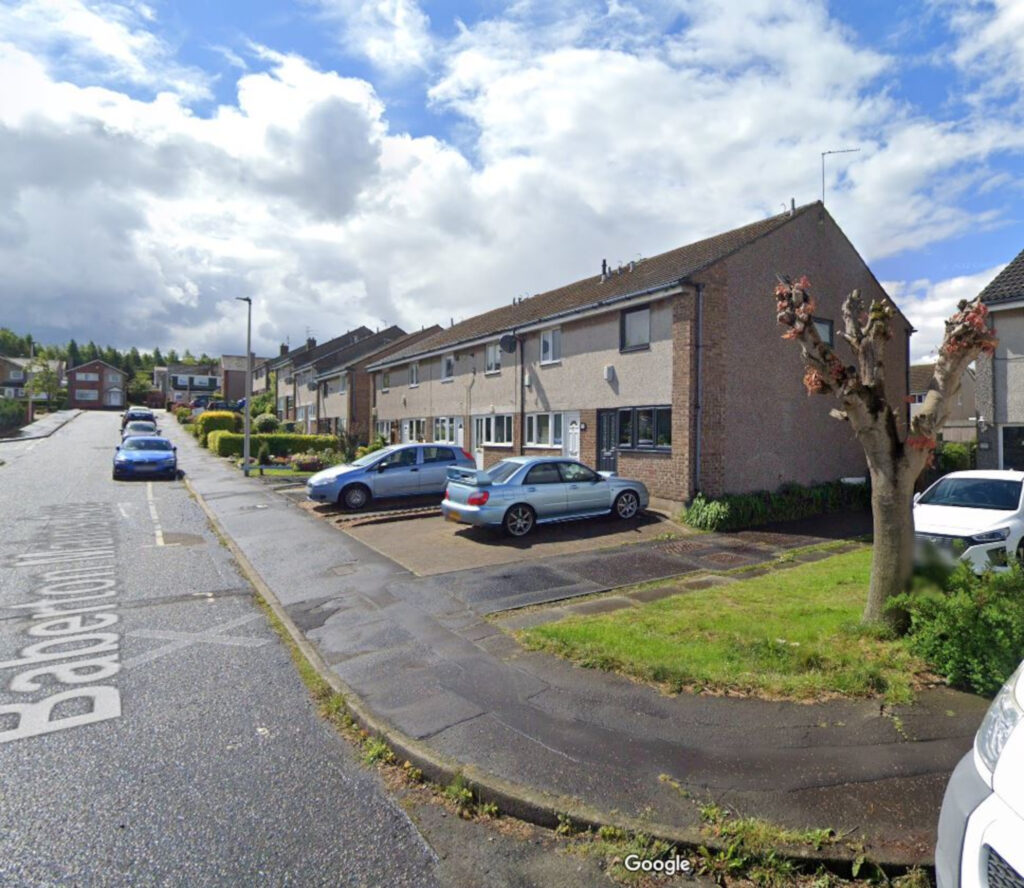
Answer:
(236, 296, 252, 477)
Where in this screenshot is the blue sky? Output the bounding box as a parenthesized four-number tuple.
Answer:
(0, 0, 1021, 362)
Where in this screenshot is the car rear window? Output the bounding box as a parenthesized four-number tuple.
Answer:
(486, 461, 522, 484)
(423, 447, 456, 463)
(124, 439, 172, 451)
(918, 478, 1023, 510)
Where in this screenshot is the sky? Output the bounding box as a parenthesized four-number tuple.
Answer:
(0, 0, 1021, 364)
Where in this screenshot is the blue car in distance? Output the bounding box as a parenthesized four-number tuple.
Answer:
(113, 436, 178, 480)
(441, 456, 650, 537)
(306, 442, 476, 510)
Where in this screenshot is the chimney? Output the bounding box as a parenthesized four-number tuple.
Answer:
(306, 337, 316, 350)
(790, 198, 795, 216)
(601, 259, 608, 282)
(279, 343, 288, 356)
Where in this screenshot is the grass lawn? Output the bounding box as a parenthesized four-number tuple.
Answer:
(250, 467, 314, 479)
(519, 548, 928, 703)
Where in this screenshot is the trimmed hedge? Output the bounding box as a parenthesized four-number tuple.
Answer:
(682, 479, 871, 532)
(196, 410, 242, 446)
(253, 413, 280, 433)
(208, 431, 337, 458)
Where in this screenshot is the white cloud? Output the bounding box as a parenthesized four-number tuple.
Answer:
(310, 0, 434, 71)
(886, 264, 1006, 363)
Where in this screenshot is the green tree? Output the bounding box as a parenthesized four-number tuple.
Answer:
(166, 349, 179, 364)
(127, 370, 154, 405)
(24, 357, 64, 409)
(66, 339, 82, 368)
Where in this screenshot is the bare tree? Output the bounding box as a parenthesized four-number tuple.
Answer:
(774, 276, 997, 627)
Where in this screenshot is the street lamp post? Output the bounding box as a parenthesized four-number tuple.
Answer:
(236, 296, 252, 477)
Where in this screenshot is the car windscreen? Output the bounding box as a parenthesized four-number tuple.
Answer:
(350, 446, 394, 467)
(123, 439, 172, 451)
(126, 422, 156, 431)
(918, 477, 1023, 510)
(486, 461, 522, 484)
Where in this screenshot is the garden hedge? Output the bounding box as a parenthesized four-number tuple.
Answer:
(195, 410, 242, 446)
(208, 431, 337, 458)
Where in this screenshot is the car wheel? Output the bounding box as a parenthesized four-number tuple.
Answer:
(613, 490, 640, 520)
(503, 504, 535, 537)
(342, 484, 371, 511)
(112, 470, 120, 481)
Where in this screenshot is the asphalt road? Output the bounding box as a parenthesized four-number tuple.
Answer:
(0, 411, 441, 887)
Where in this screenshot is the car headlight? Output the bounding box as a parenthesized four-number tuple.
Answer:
(310, 477, 334, 487)
(971, 527, 1011, 544)
(974, 662, 1024, 784)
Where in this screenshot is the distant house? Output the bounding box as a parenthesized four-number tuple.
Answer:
(154, 363, 221, 406)
(0, 356, 65, 402)
(367, 202, 911, 504)
(909, 363, 977, 443)
(67, 360, 125, 409)
(976, 247, 1024, 469)
(220, 354, 268, 402)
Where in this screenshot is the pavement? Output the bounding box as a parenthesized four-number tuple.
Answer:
(165, 417, 988, 870)
(0, 408, 81, 443)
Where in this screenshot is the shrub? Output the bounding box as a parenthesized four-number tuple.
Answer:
(257, 442, 271, 466)
(936, 442, 972, 474)
(682, 479, 871, 532)
(893, 565, 1024, 696)
(355, 435, 389, 460)
(208, 432, 337, 459)
(174, 406, 192, 425)
(0, 398, 24, 433)
(195, 410, 242, 446)
(253, 413, 280, 433)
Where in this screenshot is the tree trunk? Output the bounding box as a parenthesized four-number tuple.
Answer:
(863, 464, 916, 628)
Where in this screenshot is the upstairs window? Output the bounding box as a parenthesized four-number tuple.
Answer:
(441, 354, 455, 381)
(540, 328, 561, 364)
(620, 306, 651, 351)
(409, 363, 419, 386)
(813, 317, 834, 347)
(485, 343, 501, 374)
(382, 371, 390, 391)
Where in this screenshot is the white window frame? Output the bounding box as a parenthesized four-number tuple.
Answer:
(9, 369, 24, 381)
(78, 372, 100, 382)
(433, 415, 458, 444)
(75, 388, 99, 401)
(485, 343, 501, 374)
(376, 420, 392, 439)
(382, 371, 390, 392)
(474, 415, 513, 446)
(409, 363, 419, 387)
(540, 328, 561, 365)
(441, 353, 455, 382)
(525, 412, 564, 448)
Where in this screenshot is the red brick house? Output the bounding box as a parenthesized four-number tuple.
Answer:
(366, 202, 911, 504)
(67, 360, 125, 409)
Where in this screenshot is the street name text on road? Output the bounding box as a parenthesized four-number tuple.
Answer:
(1, 504, 122, 743)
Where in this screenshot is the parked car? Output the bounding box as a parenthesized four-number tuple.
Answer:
(120, 407, 155, 431)
(914, 470, 1024, 572)
(305, 443, 476, 510)
(121, 420, 159, 439)
(935, 659, 1024, 887)
(112, 436, 178, 480)
(441, 457, 650, 537)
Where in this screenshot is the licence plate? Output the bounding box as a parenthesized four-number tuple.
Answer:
(135, 464, 159, 472)
(446, 510, 461, 523)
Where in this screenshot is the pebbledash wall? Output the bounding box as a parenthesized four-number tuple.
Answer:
(371, 206, 909, 503)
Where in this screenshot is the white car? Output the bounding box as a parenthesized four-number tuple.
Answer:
(935, 660, 1024, 887)
(914, 470, 1024, 572)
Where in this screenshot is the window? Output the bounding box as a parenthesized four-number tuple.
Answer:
(9, 369, 24, 381)
(540, 328, 561, 364)
(409, 363, 419, 387)
(78, 372, 100, 382)
(423, 446, 456, 463)
(381, 448, 417, 469)
(433, 416, 458, 443)
(411, 419, 426, 441)
(441, 353, 455, 381)
(376, 420, 392, 439)
(337, 374, 347, 393)
(525, 463, 562, 485)
(617, 406, 672, 450)
(813, 317, 834, 346)
(620, 306, 651, 351)
(525, 412, 564, 447)
(382, 371, 390, 391)
(485, 343, 501, 374)
(75, 389, 99, 401)
(475, 415, 513, 445)
(558, 462, 597, 483)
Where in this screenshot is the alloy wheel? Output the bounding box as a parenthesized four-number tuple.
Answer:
(504, 505, 535, 537)
(614, 490, 639, 519)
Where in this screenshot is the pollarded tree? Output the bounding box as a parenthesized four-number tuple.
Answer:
(774, 276, 997, 628)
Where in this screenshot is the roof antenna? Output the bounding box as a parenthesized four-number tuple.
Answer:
(820, 147, 860, 205)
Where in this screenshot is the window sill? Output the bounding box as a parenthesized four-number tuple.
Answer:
(484, 370, 501, 377)
(440, 378, 454, 384)
(481, 443, 514, 448)
(525, 443, 562, 449)
(618, 447, 672, 454)
(539, 360, 561, 367)
(408, 383, 419, 389)
(619, 344, 651, 354)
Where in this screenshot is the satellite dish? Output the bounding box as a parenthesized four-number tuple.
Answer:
(499, 334, 518, 354)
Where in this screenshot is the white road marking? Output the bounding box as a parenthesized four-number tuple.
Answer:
(118, 504, 129, 519)
(122, 614, 269, 669)
(146, 482, 164, 547)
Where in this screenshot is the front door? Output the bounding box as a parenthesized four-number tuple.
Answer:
(563, 412, 580, 461)
(596, 410, 617, 473)
(1004, 426, 1024, 470)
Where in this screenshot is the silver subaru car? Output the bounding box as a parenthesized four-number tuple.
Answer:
(441, 456, 649, 537)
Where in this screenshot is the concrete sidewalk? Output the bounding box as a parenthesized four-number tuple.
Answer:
(169, 419, 985, 869)
(0, 409, 81, 443)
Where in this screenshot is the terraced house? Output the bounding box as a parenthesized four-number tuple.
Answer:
(367, 202, 911, 503)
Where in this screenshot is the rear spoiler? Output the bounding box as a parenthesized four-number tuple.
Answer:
(446, 465, 491, 486)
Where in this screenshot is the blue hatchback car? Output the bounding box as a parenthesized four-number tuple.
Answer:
(306, 442, 476, 510)
(113, 436, 178, 480)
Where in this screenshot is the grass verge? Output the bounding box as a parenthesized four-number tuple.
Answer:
(519, 548, 928, 702)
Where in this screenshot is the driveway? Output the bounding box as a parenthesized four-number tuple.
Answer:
(303, 502, 688, 576)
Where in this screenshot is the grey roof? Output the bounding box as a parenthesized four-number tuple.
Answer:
(979, 246, 1024, 305)
(311, 326, 407, 377)
(269, 327, 374, 371)
(373, 202, 822, 367)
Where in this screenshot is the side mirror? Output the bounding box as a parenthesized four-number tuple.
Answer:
(377, 463, 387, 472)
(115, 445, 121, 451)
(172, 446, 177, 452)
